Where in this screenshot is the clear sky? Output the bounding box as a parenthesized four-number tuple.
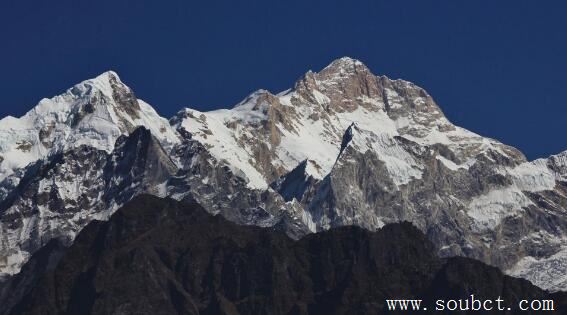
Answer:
(0, 0, 565, 159)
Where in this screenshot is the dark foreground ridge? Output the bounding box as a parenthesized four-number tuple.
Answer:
(3, 195, 566, 315)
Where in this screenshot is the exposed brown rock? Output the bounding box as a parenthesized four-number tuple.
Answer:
(108, 73, 141, 120)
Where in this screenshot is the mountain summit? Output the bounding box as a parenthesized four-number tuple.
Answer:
(0, 71, 178, 181)
(0, 58, 566, 292)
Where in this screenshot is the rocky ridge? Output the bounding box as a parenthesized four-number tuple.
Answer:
(3, 195, 565, 315)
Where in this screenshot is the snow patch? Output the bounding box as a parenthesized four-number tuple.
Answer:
(467, 187, 532, 230)
(179, 109, 268, 189)
(508, 245, 567, 292)
(347, 128, 423, 186)
(503, 159, 556, 192)
(436, 155, 468, 171)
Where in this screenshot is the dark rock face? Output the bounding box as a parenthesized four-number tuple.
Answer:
(0, 240, 65, 315)
(5, 195, 564, 315)
(168, 131, 310, 238)
(270, 160, 319, 203)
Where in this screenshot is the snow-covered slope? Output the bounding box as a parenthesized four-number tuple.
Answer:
(0, 71, 179, 182)
(172, 58, 522, 189)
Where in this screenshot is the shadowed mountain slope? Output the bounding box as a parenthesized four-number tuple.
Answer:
(4, 195, 565, 315)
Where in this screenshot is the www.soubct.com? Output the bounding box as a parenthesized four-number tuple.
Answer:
(386, 295, 556, 312)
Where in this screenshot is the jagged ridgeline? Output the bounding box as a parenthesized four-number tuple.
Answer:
(1, 195, 566, 314)
(0, 58, 566, 294)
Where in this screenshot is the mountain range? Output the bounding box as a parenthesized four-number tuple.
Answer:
(0, 57, 566, 294)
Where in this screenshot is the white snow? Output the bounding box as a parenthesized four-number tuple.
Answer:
(312, 89, 330, 105)
(336, 107, 398, 135)
(436, 155, 467, 171)
(275, 118, 341, 180)
(549, 150, 567, 181)
(0, 250, 30, 275)
(508, 245, 567, 292)
(503, 159, 556, 192)
(178, 108, 268, 189)
(467, 187, 532, 231)
(358, 131, 423, 185)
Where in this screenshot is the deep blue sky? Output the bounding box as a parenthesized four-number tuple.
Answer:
(0, 1, 565, 159)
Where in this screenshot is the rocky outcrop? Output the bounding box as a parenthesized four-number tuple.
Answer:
(0, 127, 177, 277)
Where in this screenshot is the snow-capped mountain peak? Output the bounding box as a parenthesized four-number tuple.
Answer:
(169, 58, 567, 292)
(173, 58, 516, 189)
(320, 56, 368, 73)
(0, 71, 179, 181)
